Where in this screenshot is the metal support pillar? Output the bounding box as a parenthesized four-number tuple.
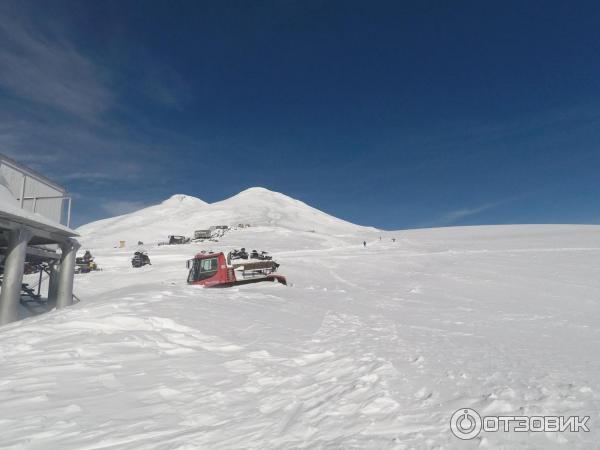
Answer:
(67, 197, 72, 228)
(36, 268, 43, 297)
(47, 264, 60, 304)
(56, 239, 80, 309)
(0, 227, 33, 325)
(19, 175, 26, 208)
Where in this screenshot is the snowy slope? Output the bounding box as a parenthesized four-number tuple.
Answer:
(206, 187, 371, 234)
(77, 188, 376, 249)
(76, 194, 208, 247)
(2, 215, 600, 448)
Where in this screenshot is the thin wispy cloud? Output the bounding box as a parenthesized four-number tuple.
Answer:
(0, 108, 145, 179)
(438, 202, 500, 225)
(0, 2, 196, 228)
(428, 192, 535, 227)
(0, 7, 112, 119)
(61, 171, 119, 181)
(101, 200, 150, 216)
(140, 66, 192, 110)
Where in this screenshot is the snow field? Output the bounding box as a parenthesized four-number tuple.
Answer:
(1, 189, 599, 449)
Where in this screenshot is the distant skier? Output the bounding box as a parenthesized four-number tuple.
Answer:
(392, 238, 396, 243)
(363, 241, 366, 247)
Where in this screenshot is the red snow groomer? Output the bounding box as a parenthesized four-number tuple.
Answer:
(187, 251, 287, 287)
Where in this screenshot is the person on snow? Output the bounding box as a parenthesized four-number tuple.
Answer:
(363, 241, 366, 247)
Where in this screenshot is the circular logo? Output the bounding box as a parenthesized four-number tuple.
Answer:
(450, 408, 482, 440)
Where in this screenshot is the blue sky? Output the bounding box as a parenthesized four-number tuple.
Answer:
(1, 1, 599, 229)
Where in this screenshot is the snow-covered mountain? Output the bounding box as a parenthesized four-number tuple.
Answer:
(77, 187, 377, 248)
(77, 194, 208, 247)
(203, 187, 370, 234)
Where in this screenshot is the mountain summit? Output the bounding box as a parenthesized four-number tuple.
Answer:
(161, 194, 208, 207)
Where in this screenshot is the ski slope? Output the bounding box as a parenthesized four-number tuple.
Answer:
(1, 191, 599, 449)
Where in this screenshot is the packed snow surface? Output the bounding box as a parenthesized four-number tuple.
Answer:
(1, 190, 599, 449)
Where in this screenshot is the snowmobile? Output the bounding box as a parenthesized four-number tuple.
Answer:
(187, 251, 286, 287)
(229, 248, 249, 261)
(131, 251, 151, 268)
(168, 235, 190, 245)
(23, 262, 41, 275)
(250, 250, 272, 260)
(75, 251, 98, 274)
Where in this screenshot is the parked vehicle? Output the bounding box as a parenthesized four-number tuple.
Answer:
(168, 235, 190, 245)
(228, 248, 249, 261)
(131, 251, 151, 268)
(75, 250, 99, 274)
(194, 229, 213, 240)
(250, 249, 272, 260)
(187, 251, 286, 287)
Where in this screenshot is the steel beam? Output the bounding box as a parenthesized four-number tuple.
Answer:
(56, 239, 80, 309)
(47, 264, 59, 304)
(0, 227, 33, 325)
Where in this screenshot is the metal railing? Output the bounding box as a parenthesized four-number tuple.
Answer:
(1, 156, 72, 228)
(19, 195, 73, 227)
